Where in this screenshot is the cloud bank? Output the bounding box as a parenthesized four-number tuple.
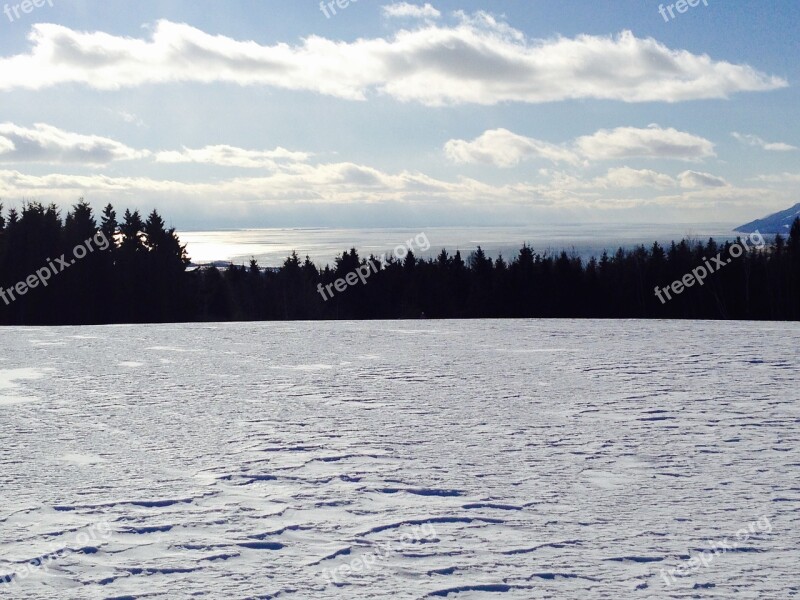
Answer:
(0, 19, 785, 106)
(155, 145, 312, 168)
(0, 123, 147, 165)
(445, 125, 716, 167)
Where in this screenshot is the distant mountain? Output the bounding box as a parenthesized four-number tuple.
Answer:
(735, 203, 800, 234)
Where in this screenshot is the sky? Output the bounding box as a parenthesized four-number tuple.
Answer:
(0, 0, 797, 229)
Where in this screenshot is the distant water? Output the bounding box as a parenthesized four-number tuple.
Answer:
(180, 223, 741, 267)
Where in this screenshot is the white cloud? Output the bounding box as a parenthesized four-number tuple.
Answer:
(597, 167, 676, 189)
(0, 159, 793, 228)
(444, 128, 579, 167)
(0, 163, 533, 208)
(678, 170, 729, 188)
(155, 145, 312, 168)
(761, 142, 797, 151)
(538, 167, 676, 192)
(0, 20, 785, 106)
(753, 172, 800, 183)
(0, 123, 147, 165)
(445, 125, 715, 167)
(576, 125, 715, 161)
(382, 2, 441, 19)
(0, 123, 316, 170)
(0, 136, 14, 154)
(732, 132, 797, 152)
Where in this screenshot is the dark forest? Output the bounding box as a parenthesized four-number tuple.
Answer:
(1, 201, 799, 325)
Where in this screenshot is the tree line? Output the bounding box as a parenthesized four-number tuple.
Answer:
(1, 201, 799, 324)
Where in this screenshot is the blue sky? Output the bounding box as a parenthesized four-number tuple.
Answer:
(0, 0, 797, 228)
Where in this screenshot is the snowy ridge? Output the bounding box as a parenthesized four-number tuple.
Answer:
(735, 202, 800, 234)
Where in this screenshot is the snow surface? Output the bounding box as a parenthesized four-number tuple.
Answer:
(0, 320, 798, 599)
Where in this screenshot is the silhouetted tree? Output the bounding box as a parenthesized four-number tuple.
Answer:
(1, 203, 799, 325)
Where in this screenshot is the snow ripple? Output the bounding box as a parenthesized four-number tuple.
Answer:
(0, 320, 798, 599)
